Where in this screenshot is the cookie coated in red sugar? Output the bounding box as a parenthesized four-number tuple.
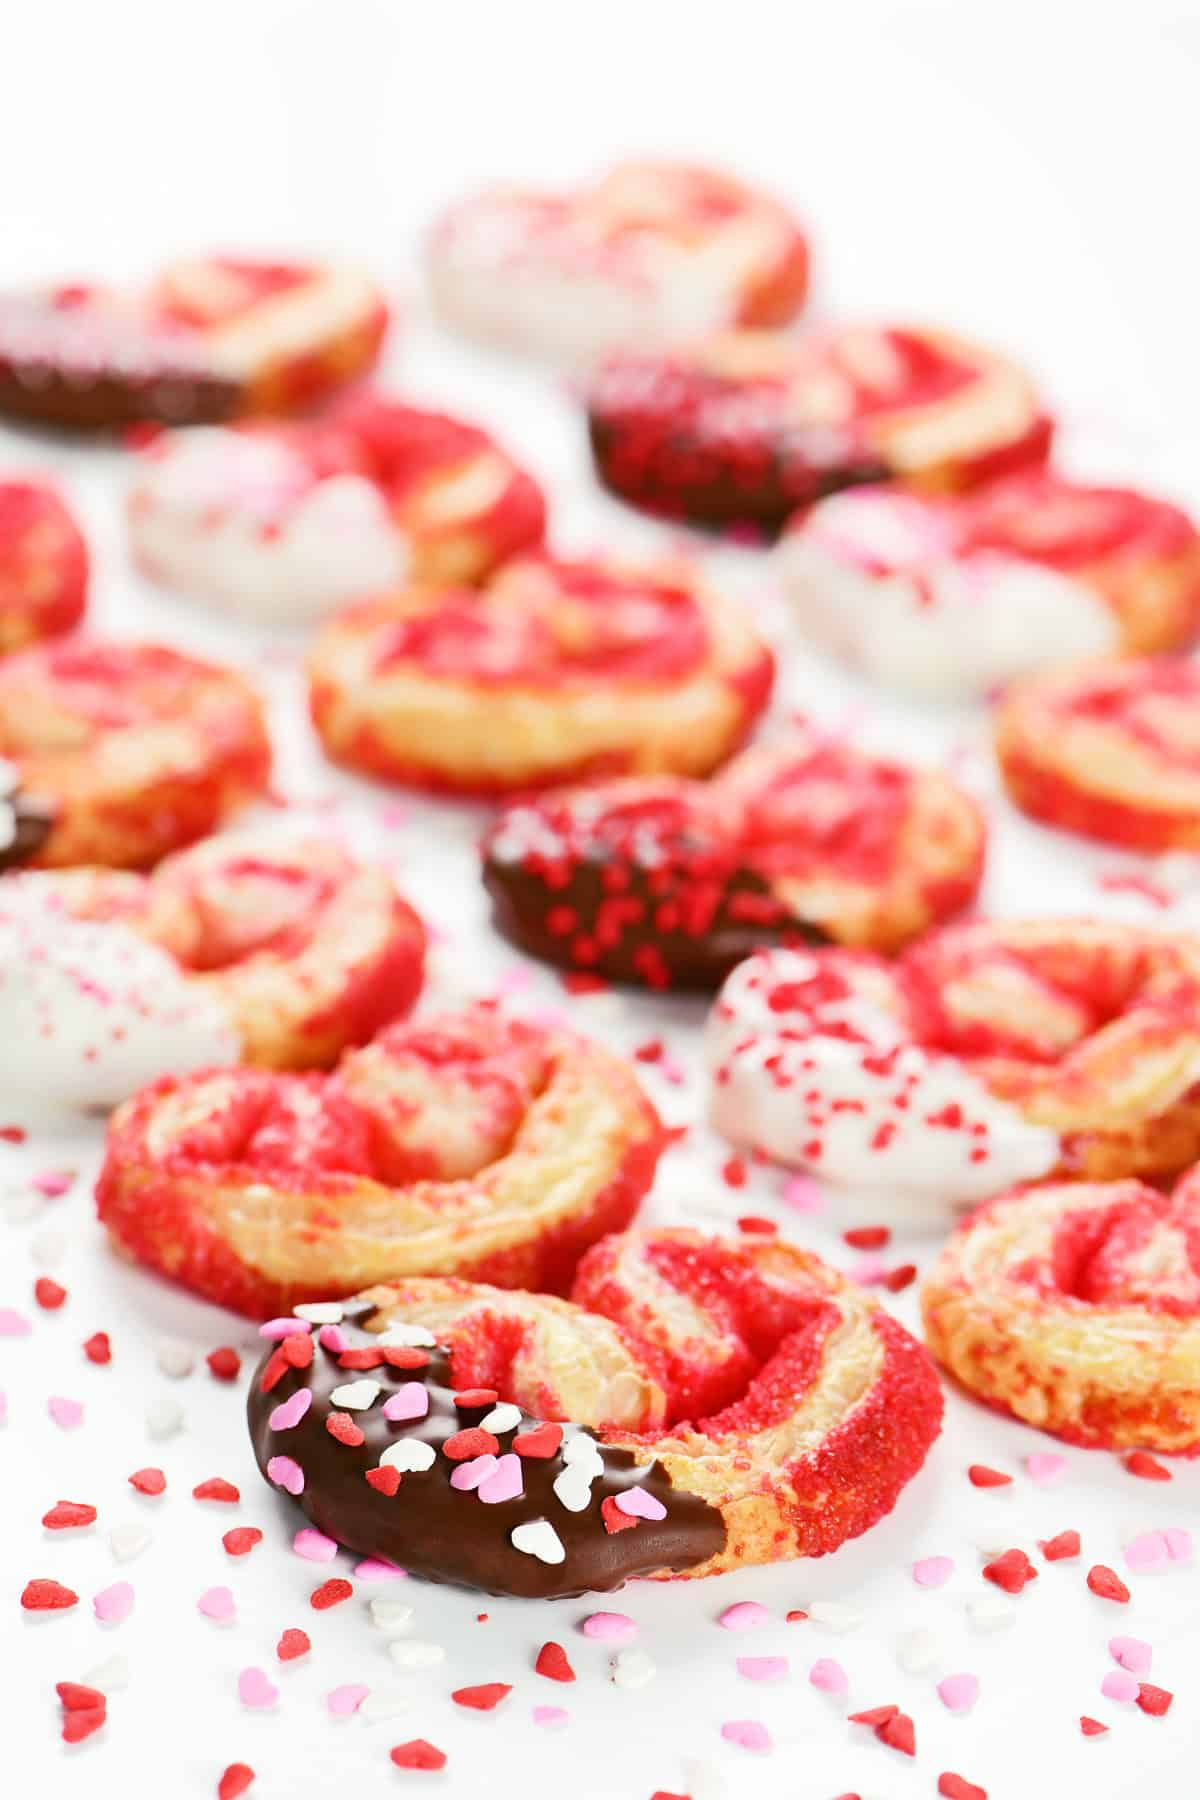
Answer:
(922, 1172, 1200, 1451)
(307, 552, 773, 794)
(482, 728, 985, 988)
(245, 1227, 941, 1594)
(996, 656, 1200, 849)
(96, 1004, 665, 1316)
(0, 479, 88, 655)
(428, 160, 809, 367)
(0, 258, 389, 432)
(588, 323, 1051, 530)
(0, 639, 271, 868)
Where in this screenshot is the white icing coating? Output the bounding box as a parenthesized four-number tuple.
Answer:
(0, 878, 239, 1113)
(127, 428, 406, 620)
(706, 948, 1060, 1214)
(776, 488, 1118, 699)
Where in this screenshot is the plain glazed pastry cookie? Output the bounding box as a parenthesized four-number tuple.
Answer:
(0, 258, 388, 431)
(0, 639, 271, 868)
(482, 728, 985, 988)
(0, 479, 88, 655)
(588, 324, 1051, 530)
(307, 552, 774, 794)
(428, 160, 809, 367)
(995, 656, 1200, 850)
(246, 1226, 942, 1595)
(708, 920, 1200, 1213)
(96, 1005, 665, 1316)
(126, 396, 546, 620)
(0, 838, 425, 1109)
(922, 1174, 1200, 1452)
(777, 473, 1200, 698)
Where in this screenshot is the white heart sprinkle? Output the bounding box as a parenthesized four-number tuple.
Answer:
(965, 1594, 1016, 1632)
(806, 1600, 863, 1633)
(108, 1523, 151, 1563)
(896, 1627, 943, 1674)
(552, 1470, 594, 1513)
(510, 1519, 565, 1565)
(368, 1597, 414, 1635)
(145, 1397, 184, 1440)
(379, 1440, 436, 1474)
(376, 1323, 436, 1348)
(561, 1436, 604, 1472)
(388, 1639, 445, 1669)
(359, 1686, 414, 1722)
(293, 1302, 345, 1324)
(82, 1654, 130, 1692)
(154, 1339, 195, 1380)
(330, 1379, 381, 1411)
(611, 1649, 656, 1690)
(479, 1402, 522, 1435)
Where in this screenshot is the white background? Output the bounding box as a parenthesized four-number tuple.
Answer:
(2, 4, 1199, 1798)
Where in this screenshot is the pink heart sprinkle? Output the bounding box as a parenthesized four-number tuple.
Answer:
(937, 1672, 979, 1713)
(1101, 1670, 1140, 1703)
(269, 1388, 313, 1431)
(852, 1254, 888, 1285)
(327, 1683, 369, 1717)
(737, 1656, 788, 1683)
(781, 1174, 823, 1213)
(354, 1558, 406, 1581)
(1164, 1528, 1192, 1563)
(478, 1452, 523, 1505)
(238, 1667, 279, 1709)
(809, 1658, 848, 1697)
(614, 1487, 667, 1522)
(48, 1395, 83, 1430)
(450, 1453, 499, 1492)
(294, 1527, 338, 1563)
(32, 1167, 74, 1197)
(718, 1602, 771, 1631)
(913, 1555, 955, 1588)
(582, 1612, 637, 1642)
(0, 1309, 32, 1337)
(1025, 1452, 1066, 1485)
(383, 1382, 429, 1423)
(267, 1455, 304, 1495)
(1125, 1531, 1169, 1573)
(317, 1324, 349, 1353)
(198, 1586, 235, 1622)
(258, 1317, 312, 1340)
(720, 1719, 772, 1753)
(1109, 1635, 1152, 1674)
(532, 1704, 569, 1728)
(93, 1581, 134, 1624)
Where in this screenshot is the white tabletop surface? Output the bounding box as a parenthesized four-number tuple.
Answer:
(2, 5, 1198, 1798)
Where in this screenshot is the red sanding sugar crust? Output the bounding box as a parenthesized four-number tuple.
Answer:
(0, 639, 271, 869)
(996, 656, 1200, 850)
(587, 324, 1051, 530)
(0, 480, 89, 655)
(95, 1006, 665, 1316)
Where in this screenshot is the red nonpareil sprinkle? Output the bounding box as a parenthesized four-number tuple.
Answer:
(1124, 1451, 1172, 1482)
(721, 1157, 747, 1189)
(883, 1262, 917, 1293)
(193, 1478, 240, 1504)
(276, 1628, 311, 1662)
(514, 1423, 564, 1459)
(1040, 1530, 1081, 1561)
(736, 1215, 777, 1235)
(218, 1766, 255, 1800)
(1087, 1565, 1130, 1604)
(310, 1578, 353, 1610)
(390, 1740, 446, 1771)
(326, 1411, 365, 1447)
(222, 1528, 262, 1557)
(56, 1683, 105, 1711)
(451, 1683, 511, 1711)
(443, 1428, 499, 1462)
(62, 1705, 106, 1743)
(938, 1777, 987, 1800)
(21, 1579, 78, 1611)
(82, 1332, 112, 1365)
(534, 1641, 575, 1683)
(982, 1549, 1038, 1593)
(878, 1712, 916, 1756)
(1079, 1716, 1108, 1736)
(281, 1334, 313, 1370)
(453, 1389, 499, 1410)
(42, 1501, 97, 1530)
(601, 1495, 638, 1533)
(34, 1277, 67, 1310)
(129, 1467, 166, 1497)
(967, 1464, 1011, 1488)
(1136, 1684, 1173, 1716)
(207, 1346, 241, 1382)
(844, 1225, 891, 1249)
(365, 1466, 401, 1496)
(633, 1038, 663, 1063)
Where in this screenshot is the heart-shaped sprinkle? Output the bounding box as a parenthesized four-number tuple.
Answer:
(511, 1519, 565, 1564)
(383, 1383, 429, 1423)
(294, 1302, 345, 1324)
(721, 1719, 772, 1752)
(535, 1641, 575, 1682)
(718, 1601, 771, 1631)
(1101, 1671, 1139, 1703)
(390, 1741, 445, 1771)
(198, 1586, 236, 1623)
(21, 1579, 77, 1611)
(809, 1657, 848, 1696)
(807, 1600, 863, 1632)
(913, 1555, 955, 1588)
(896, 1627, 943, 1673)
(937, 1672, 979, 1713)
(93, 1581, 134, 1624)
(359, 1687, 412, 1723)
(146, 1397, 184, 1439)
(1125, 1531, 1169, 1573)
(452, 1682, 512, 1711)
(377, 1323, 436, 1348)
(43, 1500, 97, 1530)
(365, 1466, 401, 1496)
(532, 1704, 569, 1728)
(561, 1436, 604, 1471)
(737, 1656, 788, 1683)
(329, 1379, 380, 1412)
(293, 1527, 338, 1563)
(479, 1402, 522, 1434)
(552, 1470, 593, 1513)
(327, 1683, 369, 1716)
(514, 1423, 564, 1459)
(269, 1388, 312, 1431)
(325, 1411, 365, 1447)
(237, 1667, 278, 1710)
(379, 1440, 435, 1474)
(582, 1612, 637, 1641)
(614, 1487, 666, 1522)
(369, 1596, 414, 1634)
(48, 1395, 84, 1430)
(478, 1453, 524, 1505)
(610, 1649, 656, 1689)
(355, 1557, 406, 1580)
(453, 1388, 498, 1409)
(258, 1317, 312, 1340)
(276, 1628, 310, 1661)
(1025, 1452, 1067, 1485)
(1109, 1635, 1152, 1674)
(266, 1455, 304, 1495)
(317, 1324, 349, 1353)
(108, 1524, 151, 1563)
(450, 1454, 498, 1492)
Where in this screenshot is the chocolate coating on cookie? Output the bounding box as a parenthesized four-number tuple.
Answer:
(247, 1302, 725, 1598)
(0, 761, 55, 871)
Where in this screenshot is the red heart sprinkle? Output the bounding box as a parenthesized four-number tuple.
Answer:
(281, 1335, 313, 1370)
(534, 1641, 575, 1682)
(276, 1628, 311, 1662)
(938, 1776, 987, 1800)
(365, 1465, 401, 1496)
(849, 1705, 898, 1727)
(337, 1347, 384, 1370)
(310, 1578, 353, 1610)
(129, 1467, 166, 1496)
(193, 1478, 240, 1504)
(82, 1332, 112, 1365)
(843, 1224, 891, 1249)
(1079, 1716, 1108, 1736)
(451, 1683, 512, 1711)
(1136, 1683, 1173, 1716)
(218, 1764, 256, 1800)
(390, 1740, 446, 1771)
(222, 1527, 262, 1557)
(967, 1464, 1011, 1488)
(207, 1346, 241, 1381)
(878, 1712, 916, 1756)
(56, 1682, 105, 1711)
(383, 1346, 430, 1369)
(883, 1262, 918, 1293)
(1040, 1530, 1080, 1561)
(982, 1548, 1038, 1593)
(62, 1704, 106, 1743)
(21, 1578, 78, 1611)
(326, 1411, 365, 1447)
(35, 1277, 67, 1310)
(42, 1501, 97, 1530)
(601, 1495, 637, 1533)
(1087, 1564, 1129, 1603)
(514, 1423, 563, 1459)
(443, 1427, 499, 1462)
(1124, 1451, 1171, 1481)
(259, 1349, 289, 1392)
(453, 1388, 499, 1409)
